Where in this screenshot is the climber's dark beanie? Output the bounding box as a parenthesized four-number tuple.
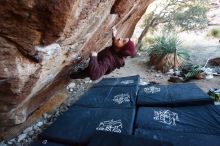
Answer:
(118, 39, 136, 57)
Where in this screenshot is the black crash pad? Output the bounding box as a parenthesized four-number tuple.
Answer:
(137, 83, 214, 107)
(40, 106, 135, 145)
(87, 131, 172, 146)
(135, 105, 220, 136)
(137, 84, 171, 106)
(93, 75, 140, 87)
(135, 128, 220, 146)
(75, 86, 138, 108)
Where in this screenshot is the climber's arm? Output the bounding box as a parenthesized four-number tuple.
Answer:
(87, 51, 110, 80)
(112, 26, 117, 46)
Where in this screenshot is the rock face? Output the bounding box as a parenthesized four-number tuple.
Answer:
(0, 0, 153, 131)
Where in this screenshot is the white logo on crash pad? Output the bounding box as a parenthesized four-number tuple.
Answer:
(144, 86, 160, 94)
(120, 80, 134, 84)
(113, 94, 130, 104)
(154, 110, 179, 126)
(96, 119, 122, 133)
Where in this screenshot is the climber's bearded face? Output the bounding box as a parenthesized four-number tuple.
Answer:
(114, 38, 129, 50)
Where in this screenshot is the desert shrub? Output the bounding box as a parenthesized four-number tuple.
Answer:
(148, 34, 190, 72)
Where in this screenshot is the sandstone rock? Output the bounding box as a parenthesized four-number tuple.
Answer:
(0, 0, 154, 133)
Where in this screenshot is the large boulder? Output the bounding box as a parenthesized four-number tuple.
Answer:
(0, 0, 153, 131)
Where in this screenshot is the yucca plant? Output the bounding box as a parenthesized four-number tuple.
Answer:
(148, 35, 190, 72)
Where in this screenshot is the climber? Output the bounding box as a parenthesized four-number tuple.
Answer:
(70, 26, 136, 80)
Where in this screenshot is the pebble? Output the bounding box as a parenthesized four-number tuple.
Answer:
(42, 139, 48, 144)
(43, 113, 48, 118)
(33, 124, 39, 130)
(29, 131, 35, 135)
(45, 121, 53, 125)
(68, 82, 76, 89)
(10, 139, 16, 142)
(34, 126, 41, 131)
(155, 74, 162, 77)
(23, 127, 33, 134)
(84, 80, 92, 84)
(18, 134, 27, 142)
(36, 121, 43, 127)
(43, 113, 51, 119)
(8, 138, 16, 145)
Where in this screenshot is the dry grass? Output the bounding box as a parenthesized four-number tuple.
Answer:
(150, 53, 184, 72)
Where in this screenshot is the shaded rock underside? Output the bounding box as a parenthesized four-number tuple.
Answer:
(0, 0, 154, 133)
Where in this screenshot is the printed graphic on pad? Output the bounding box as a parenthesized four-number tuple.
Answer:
(154, 110, 179, 126)
(120, 80, 134, 84)
(96, 119, 122, 133)
(113, 93, 130, 104)
(144, 86, 160, 94)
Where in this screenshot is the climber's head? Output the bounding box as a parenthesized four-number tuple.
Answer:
(114, 38, 136, 57)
